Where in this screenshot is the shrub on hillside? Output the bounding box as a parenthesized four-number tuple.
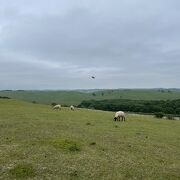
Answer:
(175, 108, 180, 114)
(166, 114, 174, 120)
(164, 107, 175, 114)
(0, 96, 10, 99)
(51, 102, 57, 106)
(154, 112, 164, 118)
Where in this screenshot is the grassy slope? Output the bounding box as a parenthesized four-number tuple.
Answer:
(0, 89, 180, 106)
(0, 99, 180, 179)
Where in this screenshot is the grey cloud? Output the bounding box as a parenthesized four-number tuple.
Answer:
(0, 0, 180, 89)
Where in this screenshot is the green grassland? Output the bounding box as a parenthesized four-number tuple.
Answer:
(0, 99, 180, 179)
(0, 89, 180, 106)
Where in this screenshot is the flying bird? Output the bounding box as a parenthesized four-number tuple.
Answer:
(91, 76, 95, 79)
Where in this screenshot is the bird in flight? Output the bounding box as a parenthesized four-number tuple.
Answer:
(91, 76, 95, 79)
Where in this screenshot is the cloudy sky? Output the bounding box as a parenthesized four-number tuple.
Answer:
(0, 0, 180, 89)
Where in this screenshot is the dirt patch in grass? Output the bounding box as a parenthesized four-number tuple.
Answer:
(9, 163, 35, 179)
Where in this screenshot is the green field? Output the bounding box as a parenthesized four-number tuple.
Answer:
(0, 99, 180, 179)
(0, 89, 180, 106)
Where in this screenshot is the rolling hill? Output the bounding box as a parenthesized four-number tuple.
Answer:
(0, 99, 180, 179)
(0, 89, 180, 106)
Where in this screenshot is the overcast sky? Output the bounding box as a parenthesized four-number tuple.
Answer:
(0, 0, 180, 89)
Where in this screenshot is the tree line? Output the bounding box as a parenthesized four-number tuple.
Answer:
(0, 96, 11, 99)
(78, 99, 180, 115)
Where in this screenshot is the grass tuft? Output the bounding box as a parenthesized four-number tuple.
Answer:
(9, 163, 35, 179)
(69, 170, 78, 177)
(51, 139, 81, 152)
(89, 142, 96, 146)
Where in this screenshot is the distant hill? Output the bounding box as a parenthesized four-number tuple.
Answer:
(0, 89, 180, 106)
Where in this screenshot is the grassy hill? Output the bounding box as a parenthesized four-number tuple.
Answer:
(0, 99, 180, 179)
(0, 89, 180, 106)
